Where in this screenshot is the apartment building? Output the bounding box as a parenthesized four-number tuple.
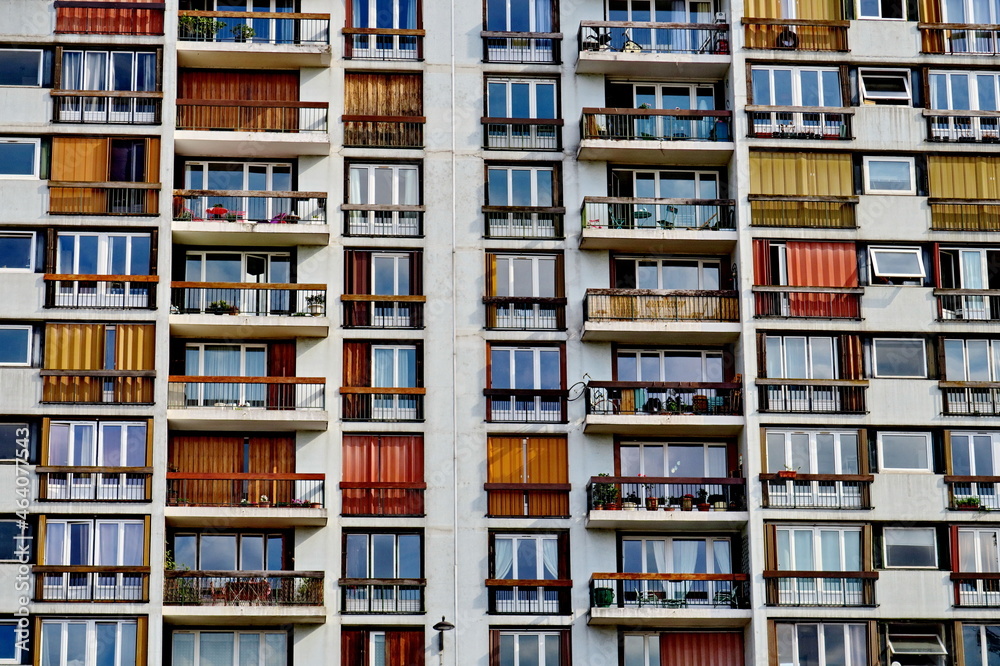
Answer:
(0, 0, 998, 665)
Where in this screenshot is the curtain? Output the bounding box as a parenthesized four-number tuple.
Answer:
(929, 155, 1000, 199)
(495, 538, 514, 579)
(487, 436, 525, 516)
(50, 137, 110, 214)
(541, 539, 558, 579)
(199, 634, 235, 666)
(62, 51, 83, 90)
(535, 0, 552, 31)
(399, 167, 418, 204)
(98, 523, 117, 565)
(342, 435, 424, 515)
(115, 324, 154, 407)
(373, 348, 395, 387)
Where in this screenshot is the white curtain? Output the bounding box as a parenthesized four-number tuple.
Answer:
(847, 625, 868, 666)
(46, 523, 66, 566)
(84, 52, 107, 91)
(495, 538, 514, 579)
(264, 634, 287, 666)
(204, 346, 241, 376)
(97, 523, 118, 565)
(62, 51, 83, 89)
(374, 348, 395, 387)
(349, 167, 366, 204)
(123, 523, 144, 566)
(542, 538, 558, 579)
(535, 0, 552, 31)
(673, 540, 702, 573)
(398, 167, 418, 205)
(48, 423, 70, 465)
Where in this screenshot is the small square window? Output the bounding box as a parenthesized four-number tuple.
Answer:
(0, 521, 22, 561)
(0, 232, 34, 272)
(859, 69, 911, 105)
(873, 338, 927, 378)
(0, 49, 42, 87)
(0, 141, 39, 179)
(884, 527, 938, 568)
(0, 424, 30, 462)
(870, 247, 925, 283)
(859, 0, 905, 19)
(879, 432, 933, 471)
(863, 156, 916, 195)
(0, 327, 31, 366)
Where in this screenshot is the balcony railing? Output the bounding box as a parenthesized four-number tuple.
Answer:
(583, 197, 736, 231)
(166, 473, 325, 507)
(484, 118, 563, 150)
(340, 579, 424, 614)
(55, 1, 165, 35)
(342, 295, 425, 328)
(586, 289, 739, 323)
(173, 190, 327, 224)
(742, 18, 849, 51)
(483, 206, 565, 239)
(756, 380, 867, 414)
(930, 200, 1000, 231)
(483, 31, 562, 63)
(486, 579, 572, 615)
(927, 110, 1000, 143)
(48, 182, 160, 216)
(484, 389, 569, 423)
(176, 100, 328, 132)
(586, 476, 746, 511)
(340, 482, 425, 516)
(591, 573, 749, 609)
(34, 567, 149, 602)
(485, 482, 571, 518)
(760, 474, 873, 509)
(484, 297, 567, 330)
(749, 195, 858, 228)
(344, 28, 424, 59)
(919, 23, 1000, 54)
(343, 205, 424, 237)
(164, 571, 324, 606)
(342, 116, 424, 148)
(936, 290, 1000, 321)
(753, 287, 863, 319)
(953, 573, 1000, 606)
(44, 275, 157, 310)
(341, 388, 424, 421)
(37, 467, 153, 502)
(940, 383, 1000, 416)
(579, 20, 730, 55)
(582, 108, 731, 142)
(177, 10, 330, 45)
(747, 107, 853, 139)
(52, 91, 162, 125)
(170, 283, 326, 316)
(41, 371, 154, 405)
(167, 377, 325, 410)
(585, 381, 743, 416)
(764, 571, 877, 606)
(945, 477, 1000, 510)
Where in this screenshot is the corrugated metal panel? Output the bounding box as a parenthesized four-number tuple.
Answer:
(661, 632, 744, 666)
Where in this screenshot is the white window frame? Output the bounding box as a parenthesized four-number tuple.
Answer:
(776, 525, 864, 572)
(857, 0, 905, 20)
(183, 160, 293, 192)
(859, 68, 912, 103)
(487, 77, 558, 120)
(487, 165, 555, 207)
(40, 619, 138, 666)
(57, 232, 151, 276)
(44, 518, 144, 566)
(497, 631, 562, 666)
(493, 254, 557, 297)
(0, 139, 40, 179)
(616, 349, 724, 382)
(184, 343, 267, 378)
(765, 430, 861, 474)
(883, 527, 938, 568)
(493, 533, 560, 580)
(751, 66, 843, 107)
(348, 163, 420, 206)
(371, 345, 417, 389)
(869, 246, 925, 279)
(776, 623, 868, 666)
(872, 338, 927, 378)
(765, 335, 838, 380)
(622, 633, 659, 666)
(0, 325, 31, 367)
(862, 156, 916, 195)
(0, 230, 36, 272)
(886, 633, 947, 659)
(617, 256, 722, 290)
(950, 431, 1000, 475)
(490, 346, 561, 390)
(944, 338, 1000, 382)
(372, 253, 412, 297)
(877, 431, 934, 472)
(0, 49, 43, 87)
(170, 630, 287, 666)
(60, 50, 156, 93)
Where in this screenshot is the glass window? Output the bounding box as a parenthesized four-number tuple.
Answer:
(863, 156, 916, 195)
(0, 49, 43, 87)
(765, 430, 860, 474)
(884, 528, 937, 568)
(620, 442, 728, 478)
(496, 631, 562, 666)
(0, 620, 20, 664)
(859, 69, 911, 104)
(765, 336, 836, 379)
(40, 619, 137, 666)
(859, 0, 904, 19)
(887, 633, 947, 659)
(869, 247, 925, 279)
(171, 631, 287, 666)
(963, 625, 1000, 666)
(878, 432, 933, 471)
(0, 520, 26, 562)
(776, 623, 868, 666)
(0, 423, 30, 461)
(0, 232, 35, 272)
(487, 166, 554, 207)
(487, 78, 558, 119)
(872, 338, 926, 378)
(0, 326, 30, 366)
(623, 634, 660, 666)
(751, 66, 842, 106)
(944, 339, 1000, 382)
(0, 140, 39, 178)
(950, 431, 1000, 476)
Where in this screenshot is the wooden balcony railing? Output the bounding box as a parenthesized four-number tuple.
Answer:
(953, 573, 1000, 607)
(756, 379, 867, 414)
(742, 18, 849, 51)
(37, 467, 153, 502)
(763, 571, 877, 606)
(173, 190, 327, 224)
(342, 295, 425, 329)
(591, 573, 750, 609)
(55, 0, 165, 35)
(586, 476, 746, 511)
(484, 297, 567, 331)
(484, 117, 563, 150)
(34, 566, 150, 602)
(579, 20, 730, 55)
(583, 197, 736, 231)
(343, 205, 424, 237)
(753, 286, 863, 319)
(930, 199, 1000, 231)
(926, 109, 1000, 143)
(164, 571, 324, 606)
(760, 474, 873, 509)
(177, 10, 330, 45)
(44, 275, 157, 310)
(940, 382, 1000, 416)
(945, 477, 1000, 510)
(749, 195, 858, 228)
(586, 381, 743, 416)
(339, 578, 424, 614)
(486, 579, 572, 614)
(176, 100, 328, 132)
(485, 482, 571, 518)
(586, 289, 739, 323)
(166, 473, 325, 507)
(345, 28, 424, 60)
(342, 116, 424, 148)
(52, 91, 163, 125)
(483, 206, 565, 239)
(582, 108, 731, 142)
(936, 289, 1000, 321)
(483, 31, 562, 63)
(170, 283, 326, 316)
(341, 387, 424, 421)
(340, 481, 426, 516)
(42, 371, 155, 405)
(484, 389, 569, 423)
(167, 377, 325, 410)
(48, 182, 160, 216)
(919, 23, 1000, 54)
(747, 106, 853, 139)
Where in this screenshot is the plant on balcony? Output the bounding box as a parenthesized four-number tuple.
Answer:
(777, 465, 799, 479)
(206, 299, 238, 315)
(231, 24, 256, 42)
(956, 496, 983, 510)
(593, 473, 619, 510)
(708, 493, 727, 511)
(696, 488, 711, 511)
(593, 586, 615, 608)
(259, 494, 271, 508)
(306, 293, 325, 316)
(622, 493, 640, 511)
(680, 494, 694, 511)
(178, 16, 226, 40)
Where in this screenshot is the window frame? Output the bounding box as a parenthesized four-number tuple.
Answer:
(750, 65, 843, 107)
(862, 156, 916, 195)
(486, 164, 557, 207)
(0, 618, 21, 664)
(0, 231, 36, 273)
(169, 630, 288, 666)
(0, 325, 31, 367)
(764, 429, 861, 475)
(0, 423, 31, 463)
(0, 139, 40, 179)
(857, 0, 906, 20)
(775, 525, 864, 572)
(859, 68, 912, 103)
(868, 246, 925, 280)
(949, 430, 1000, 475)
(171, 530, 287, 572)
(488, 345, 564, 390)
(60, 49, 156, 93)
(764, 335, 838, 380)
(886, 632, 948, 657)
(961, 625, 1000, 666)
(39, 619, 138, 666)
(877, 431, 934, 472)
(489, 532, 564, 580)
(343, 531, 423, 580)
(486, 77, 559, 120)
(871, 338, 927, 378)
(56, 231, 152, 277)
(0, 48, 44, 87)
(775, 622, 869, 666)
(618, 440, 730, 478)
(490, 253, 559, 298)
(346, 162, 421, 206)
(882, 527, 938, 569)
(495, 630, 564, 666)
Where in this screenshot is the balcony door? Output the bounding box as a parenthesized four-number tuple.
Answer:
(929, 72, 1000, 139)
(486, 0, 554, 61)
(487, 165, 556, 237)
(489, 254, 561, 329)
(351, 0, 419, 58)
(764, 335, 839, 411)
(958, 528, 1000, 605)
(486, 78, 558, 149)
(941, 0, 1000, 53)
(344, 532, 422, 612)
(606, 0, 715, 52)
(613, 169, 719, 228)
(54, 232, 151, 308)
(206, 0, 297, 45)
(940, 248, 1000, 319)
(614, 82, 715, 140)
(182, 161, 293, 222)
(621, 536, 731, 605)
(60, 50, 157, 123)
(765, 430, 861, 507)
(43, 519, 144, 601)
(347, 163, 420, 236)
(372, 346, 418, 419)
(372, 254, 413, 327)
(489, 346, 562, 421)
(47, 421, 147, 501)
(951, 432, 1000, 506)
(184, 344, 267, 407)
(493, 534, 559, 613)
(776, 526, 862, 605)
(184, 251, 291, 315)
(614, 257, 721, 290)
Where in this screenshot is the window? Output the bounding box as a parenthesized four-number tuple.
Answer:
(488, 346, 563, 422)
(487, 435, 568, 517)
(606, 0, 715, 50)
(485, 0, 556, 62)
(183, 343, 267, 407)
(59, 50, 157, 123)
(182, 251, 291, 315)
(0, 326, 31, 366)
(939, 248, 1000, 318)
(172, 532, 286, 571)
(962, 625, 1000, 666)
(171, 631, 287, 666)
(605, 81, 719, 141)
(869, 247, 925, 283)
(0, 619, 22, 664)
(620, 441, 728, 478)
(863, 156, 916, 195)
(623, 634, 659, 666)
(884, 528, 937, 567)
(765, 430, 860, 475)
(55, 232, 152, 307)
(765, 336, 836, 379)
(487, 253, 563, 329)
(343, 250, 422, 328)
(929, 72, 1000, 139)
(617, 349, 723, 382)
(0, 140, 39, 178)
(491, 533, 564, 613)
(50, 137, 160, 215)
(182, 160, 294, 222)
(878, 432, 933, 471)
(620, 536, 733, 606)
(46, 421, 147, 499)
(0, 232, 35, 272)
(0, 424, 30, 462)
(751, 66, 842, 106)
(886, 630, 947, 666)
(944, 339, 1000, 382)
(347, 163, 421, 236)
(349, 0, 419, 58)
(486, 165, 559, 237)
(956, 529, 1000, 612)
(775, 623, 868, 666)
(950, 431, 1000, 476)
(495, 631, 564, 666)
(0, 49, 43, 86)
(42, 518, 145, 600)
(40, 620, 138, 666)
(343, 532, 422, 613)
(859, 69, 911, 104)
(775, 526, 863, 604)
(940, 0, 1000, 53)
(341, 629, 423, 666)
(858, 0, 903, 19)
(614, 257, 721, 290)
(0, 520, 26, 562)
(341, 435, 424, 516)
(485, 77, 559, 150)
(872, 338, 926, 378)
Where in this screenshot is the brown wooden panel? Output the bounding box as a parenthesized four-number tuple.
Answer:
(661, 632, 744, 666)
(344, 72, 423, 117)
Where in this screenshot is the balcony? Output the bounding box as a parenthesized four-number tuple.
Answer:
(33, 567, 149, 602)
(584, 289, 740, 344)
(756, 380, 867, 414)
(760, 474, 873, 510)
(940, 382, 1000, 416)
(930, 200, 1000, 231)
(953, 573, 1000, 606)
(919, 24, 1000, 54)
(484, 297, 567, 331)
(753, 287, 863, 319)
(342, 296, 425, 329)
(764, 572, 877, 607)
(945, 477, 1000, 511)
(343, 205, 424, 237)
(37, 467, 153, 502)
(48, 182, 160, 216)
(43, 276, 158, 310)
(576, 21, 731, 78)
(486, 580, 572, 615)
(584, 381, 743, 436)
(41, 371, 155, 405)
(55, 0, 165, 36)
(166, 473, 324, 508)
(341, 388, 425, 422)
(926, 110, 1000, 143)
(344, 28, 424, 60)
(483, 118, 563, 151)
(580, 197, 736, 253)
(589, 573, 750, 626)
(742, 19, 849, 51)
(483, 31, 562, 64)
(484, 483, 571, 518)
(747, 107, 853, 140)
(167, 377, 327, 431)
(483, 206, 565, 239)
(173, 190, 327, 224)
(936, 290, 1000, 320)
(340, 482, 425, 517)
(586, 476, 747, 529)
(169, 283, 329, 337)
(343, 116, 424, 149)
(339, 579, 425, 614)
(174, 101, 329, 157)
(52, 91, 163, 125)
(164, 570, 323, 606)
(177, 11, 332, 68)
(579, 109, 732, 164)
(484, 389, 569, 424)
(749, 195, 858, 228)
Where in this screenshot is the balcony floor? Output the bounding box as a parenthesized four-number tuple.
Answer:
(589, 607, 751, 627)
(582, 321, 741, 345)
(165, 505, 328, 528)
(163, 605, 326, 625)
(578, 139, 734, 165)
(166, 408, 329, 432)
(174, 132, 330, 158)
(169, 313, 330, 338)
(587, 509, 748, 530)
(584, 414, 744, 436)
(177, 42, 332, 68)
(576, 51, 731, 78)
(172, 221, 331, 247)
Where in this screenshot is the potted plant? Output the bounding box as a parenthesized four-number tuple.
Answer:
(666, 496, 680, 511)
(291, 498, 307, 508)
(956, 496, 982, 510)
(240, 498, 250, 507)
(638, 474, 657, 510)
(206, 299, 231, 315)
(178, 16, 226, 41)
(593, 473, 617, 510)
(696, 489, 711, 512)
(306, 294, 325, 316)
(622, 493, 640, 511)
(680, 494, 694, 512)
(231, 24, 256, 42)
(258, 495, 271, 508)
(708, 493, 727, 511)
(777, 465, 799, 479)
(657, 496, 668, 511)
(593, 586, 615, 608)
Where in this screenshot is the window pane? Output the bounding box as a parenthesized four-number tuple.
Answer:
(796, 625, 820, 666)
(623, 635, 646, 666)
(200, 633, 235, 666)
(239, 634, 260, 666)
(172, 633, 195, 666)
(0, 233, 33, 270)
(489, 169, 509, 205)
(67, 624, 87, 666)
(265, 634, 287, 666)
(867, 159, 912, 191)
(0, 143, 36, 176)
(882, 434, 930, 469)
(96, 623, 117, 666)
(964, 626, 984, 666)
(885, 528, 936, 567)
(398, 534, 421, 578)
(0, 328, 29, 364)
(872, 250, 924, 277)
(199, 535, 237, 570)
(0, 50, 41, 86)
(372, 533, 395, 578)
(874, 339, 925, 377)
(345, 534, 368, 577)
(518, 635, 539, 666)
